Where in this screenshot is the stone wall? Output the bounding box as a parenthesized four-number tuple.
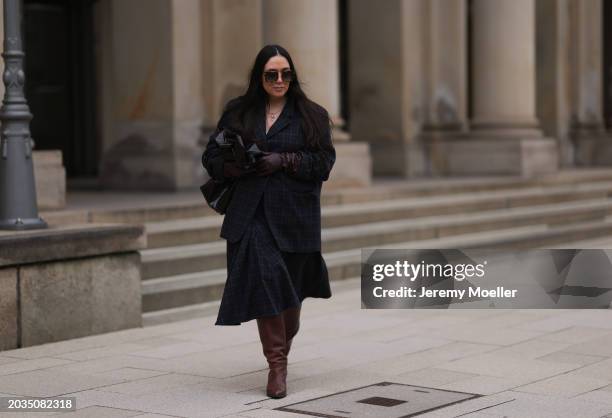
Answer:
(0, 223, 145, 350)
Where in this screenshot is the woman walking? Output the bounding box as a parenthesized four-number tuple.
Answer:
(202, 44, 336, 398)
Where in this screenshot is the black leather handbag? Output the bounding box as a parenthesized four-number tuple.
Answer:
(200, 178, 236, 215)
(200, 129, 264, 214)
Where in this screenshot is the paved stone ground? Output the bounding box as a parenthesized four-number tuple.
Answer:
(1, 278, 612, 417)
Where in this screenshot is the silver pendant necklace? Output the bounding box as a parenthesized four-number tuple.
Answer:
(266, 103, 283, 121)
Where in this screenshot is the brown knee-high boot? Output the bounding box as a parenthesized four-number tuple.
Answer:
(282, 305, 301, 357)
(256, 314, 287, 398)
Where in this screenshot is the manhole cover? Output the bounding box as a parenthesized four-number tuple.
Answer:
(275, 381, 479, 418)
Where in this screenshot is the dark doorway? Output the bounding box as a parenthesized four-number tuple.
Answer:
(605, 0, 612, 130)
(23, 0, 98, 178)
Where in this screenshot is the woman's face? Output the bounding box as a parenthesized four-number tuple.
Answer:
(262, 55, 291, 99)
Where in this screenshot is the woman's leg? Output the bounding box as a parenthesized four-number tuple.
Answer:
(256, 313, 287, 398)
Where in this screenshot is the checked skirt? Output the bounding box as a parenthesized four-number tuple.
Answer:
(215, 198, 332, 326)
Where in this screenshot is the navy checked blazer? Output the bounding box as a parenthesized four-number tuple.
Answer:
(202, 97, 336, 252)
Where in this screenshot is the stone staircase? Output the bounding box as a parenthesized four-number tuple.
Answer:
(73, 170, 612, 326)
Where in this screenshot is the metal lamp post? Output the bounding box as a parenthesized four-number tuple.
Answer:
(0, 0, 46, 230)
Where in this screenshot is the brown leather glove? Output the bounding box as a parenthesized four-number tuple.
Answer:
(255, 152, 283, 176)
(280, 152, 302, 175)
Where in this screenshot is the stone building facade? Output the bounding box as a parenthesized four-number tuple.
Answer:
(9, 0, 612, 193)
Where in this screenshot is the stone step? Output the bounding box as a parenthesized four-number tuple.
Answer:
(141, 276, 363, 327)
(141, 219, 612, 314)
(90, 203, 212, 224)
(142, 241, 226, 280)
(321, 198, 612, 252)
(548, 235, 612, 249)
(319, 181, 612, 227)
(141, 198, 612, 279)
(144, 182, 612, 249)
(141, 247, 360, 313)
(145, 216, 222, 249)
(34, 150, 66, 210)
(323, 168, 612, 205)
(61, 168, 612, 225)
(325, 168, 612, 200)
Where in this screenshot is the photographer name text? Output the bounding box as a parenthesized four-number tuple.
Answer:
(372, 286, 517, 299)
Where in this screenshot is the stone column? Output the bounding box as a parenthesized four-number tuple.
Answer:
(350, 0, 467, 178)
(99, 0, 193, 189)
(444, 0, 558, 176)
(98, 0, 263, 189)
(264, 0, 371, 187)
(606, 0, 612, 131)
(420, 0, 469, 175)
(198, 0, 263, 185)
(263, 0, 341, 129)
(536, 0, 573, 166)
(349, 0, 426, 178)
(172, 0, 207, 188)
(472, 1, 540, 135)
(201, 0, 263, 125)
(568, 0, 612, 165)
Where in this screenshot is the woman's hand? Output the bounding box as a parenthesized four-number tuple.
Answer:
(255, 152, 283, 176)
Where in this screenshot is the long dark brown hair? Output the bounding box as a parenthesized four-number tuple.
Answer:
(221, 44, 333, 151)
